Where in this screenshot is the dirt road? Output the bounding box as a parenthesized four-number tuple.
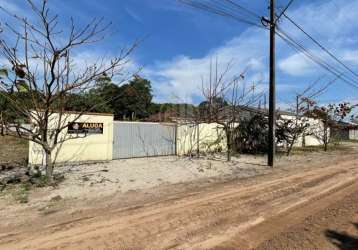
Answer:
(1, 155, 358, 249)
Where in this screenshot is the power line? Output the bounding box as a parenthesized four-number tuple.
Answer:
(179, 0, 357, 90)
(277, 27, 358, 90)
(275, 27, 358, 90)
(282, 13, 358, 81)
(222, 0, 262, 19)
(308, 74, 342, 99)
(178, 0, 265, 29)
(276, 0, 295, 21)
(178, 0, 358, 99)
(299, 75, 325, 97)
(277, 30, 355, 90)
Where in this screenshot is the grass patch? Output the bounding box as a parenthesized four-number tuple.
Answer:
(340, 139, 358, 143)
(290, 143, 350, 155)
(12, 183, 31, 204)
(0, 136, 28, 164)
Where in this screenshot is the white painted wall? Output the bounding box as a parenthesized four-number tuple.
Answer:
(28, 112, 113, 165)
(280, 115, 327, 147)
(176, 123, 226, 155)
(349, 129, 358, 140)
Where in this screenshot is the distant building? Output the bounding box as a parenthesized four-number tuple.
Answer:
(330, 120, 358, 141)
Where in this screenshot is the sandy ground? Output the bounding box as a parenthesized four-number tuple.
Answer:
(0, 143, 357, 249)
(49, 154, 268, 198)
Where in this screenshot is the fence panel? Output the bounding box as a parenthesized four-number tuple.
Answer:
(113, 122, 176, 159)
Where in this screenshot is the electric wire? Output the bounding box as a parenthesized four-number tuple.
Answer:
(275, 27, 358, 90)
(282, 13, 358, 81)
(178, 0, 265, 29)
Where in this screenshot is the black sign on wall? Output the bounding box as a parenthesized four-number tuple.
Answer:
(68, 122, 103, 134)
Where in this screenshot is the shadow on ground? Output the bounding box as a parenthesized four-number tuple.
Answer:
(325, 223, 358, 250)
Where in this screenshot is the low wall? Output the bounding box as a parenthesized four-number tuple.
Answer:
(280, 115, 327, 147)
(176, 123, 226, 156)
(29, 112, 113, 165)
(349, 129, 358, 140)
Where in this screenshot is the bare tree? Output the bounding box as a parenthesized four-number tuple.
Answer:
(276, 95, 319, 156)
(276, 76, 343, 156)
(309, 102, 354, 151)
(0, 0, 137, 183)
(199, 59, 262, 161)
(276, 115, 309, 156)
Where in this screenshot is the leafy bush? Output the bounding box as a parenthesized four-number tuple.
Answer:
(234, 114, 268, 154)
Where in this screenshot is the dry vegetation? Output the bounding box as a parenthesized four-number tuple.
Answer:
(0, 136, 28, 164)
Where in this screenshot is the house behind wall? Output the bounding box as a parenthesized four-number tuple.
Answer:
(329, 121, 358, 141)
(175, 108, 327, 156)
(28, 108, 329, 165)
(239, 106, 326, 147)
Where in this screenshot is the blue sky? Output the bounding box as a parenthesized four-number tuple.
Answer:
(1, 0, 358, 113)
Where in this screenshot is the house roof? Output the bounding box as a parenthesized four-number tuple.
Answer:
(168, 105, 297, 123)
(329, 120, 358, 129)
(237, 106, 296, 117)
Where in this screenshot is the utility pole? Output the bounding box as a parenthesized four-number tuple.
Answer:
(268, 0, 276, 167)
(296, 95, 299, 116)
(264, 93, 267, 109)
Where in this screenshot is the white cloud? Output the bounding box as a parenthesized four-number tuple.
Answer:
(145, 28, 268, 103)
(144, 0, 358, 103)
(278, 52, 316, 76)
(342, 50, 358, 65)
(124, 7, 142, 23)
(282, 0, 358, 40)
(277, 0, 358, 77)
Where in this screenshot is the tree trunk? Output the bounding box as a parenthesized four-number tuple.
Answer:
(45, 149, 54, 184)
(287, 141, 294, 156)
(323, 120, 328, 152)
(287, 134, 298, 156)
(196, 123, 200, 158)
(0, 112, 5, 136)
(226, 128, 231, 162)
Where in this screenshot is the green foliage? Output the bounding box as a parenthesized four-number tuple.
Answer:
(0, 68, 8, 78)
(113, 75, 153, 120)
(149, 103, 197, 117)
(0, 91, 33, 124)
(198, 97, 228, 120)
(64, 91, 113, 113)
(72, 74, 155, 120)
(234, 114, 269, 154)
(1, 73, 194, 122)
(14, 183, 31, 204)
(15, 80, 29, 92)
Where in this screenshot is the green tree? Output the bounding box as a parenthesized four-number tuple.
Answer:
(198, 97, 228, 121)
(63, 75, 154, 120)
(114, 75, 153, 120)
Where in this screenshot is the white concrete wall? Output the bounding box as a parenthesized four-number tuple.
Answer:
(280, 115, 327, 147)
(29, 112, 113, 165)
(176, 123, 226, 155)
(176, 115, 326, 156)
(349, 129, 358, 140)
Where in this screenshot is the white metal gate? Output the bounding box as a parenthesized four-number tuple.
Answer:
(113, 122, 176, 159)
